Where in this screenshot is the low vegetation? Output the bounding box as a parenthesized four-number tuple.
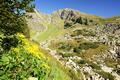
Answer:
(83, 44, 109, 59)
(71, 29, 96, 37)
(0, 33, 49, 80)
(105, 58, 117, 68)
(95, 70, 115, 80)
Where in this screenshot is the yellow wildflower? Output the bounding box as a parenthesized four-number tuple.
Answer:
(26, 44, 39, 53)
(16, 33, 29, 45)
(26, 44, 45, 59)
(16, 33, 45, 59)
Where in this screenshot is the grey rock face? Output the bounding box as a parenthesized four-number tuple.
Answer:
(52, 8, 99, 28)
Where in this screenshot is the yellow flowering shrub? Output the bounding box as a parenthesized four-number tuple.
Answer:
(2, 33, 51, 80)
(2, 45, 50, 80)
(16, 33, 45, 59)
(16, 33, 29, 45)
(25, 43, 45, 59)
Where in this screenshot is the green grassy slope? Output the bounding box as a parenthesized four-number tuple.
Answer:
(27, 10, 65, 42)
(36, 24, 63, 42)
(40, 50, 72, 80)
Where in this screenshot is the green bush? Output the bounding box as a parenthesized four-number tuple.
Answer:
(58, 42, 72, 51)
(73, 47, 81, 53)
(1, 35, 19, 50)
(72, 29, 96, 37)
(73, 42, 99, 53)
(88, 62, 101, 70)
(77, 60, 86, 64)
(79, 42, 99, 50)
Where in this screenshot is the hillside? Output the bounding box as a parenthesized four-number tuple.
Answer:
(27, 9, 104, 42)
(105, 16, 120, 22)
(27, 8, 120, 80)
(26, 9, 64, 42)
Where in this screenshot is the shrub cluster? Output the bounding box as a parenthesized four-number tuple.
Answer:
(71, 29, 96, 37)
(73, 42, 99, 54)
(0, 33, 50, 80)
(78, 42, 99, 50)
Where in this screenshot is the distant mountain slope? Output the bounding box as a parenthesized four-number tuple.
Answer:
(26, 8, 120, 43)
(26, 8, 105, 42)
(26, 9, 64, 42)
(105, 16, 120, 22)
(52, 8, 103, 21)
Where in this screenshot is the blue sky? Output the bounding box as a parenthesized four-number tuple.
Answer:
(35, 0, 120, 17)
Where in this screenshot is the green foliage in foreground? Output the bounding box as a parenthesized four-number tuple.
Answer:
(0, 35, 50, 80)
(0, 46, 49, 80)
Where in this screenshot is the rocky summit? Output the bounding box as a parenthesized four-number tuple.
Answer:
(27, 8, 120, 80)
